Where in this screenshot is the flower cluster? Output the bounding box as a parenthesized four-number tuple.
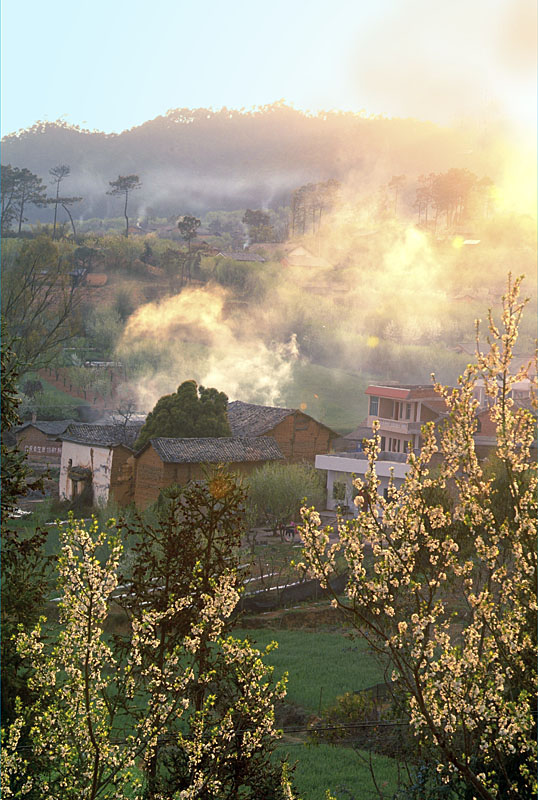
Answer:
(299, 276, 536, 800)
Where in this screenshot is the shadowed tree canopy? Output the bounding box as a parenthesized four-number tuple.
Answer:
(177, 214, 200, 252)
(135, 380, 231, 450)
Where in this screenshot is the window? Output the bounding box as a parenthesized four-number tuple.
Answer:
(369, 396, 379, 416)
(406, 403, 412, 420)
(380, 436, 386, 451)
(332, 481, 347, 501)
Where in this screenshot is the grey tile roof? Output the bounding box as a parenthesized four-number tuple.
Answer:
(17, 419, 76, 437)
(148, 436, 283, 464)
(227, 401, 295, 436)
(216, 251, 266, 262)
(61, 423, 144, 449)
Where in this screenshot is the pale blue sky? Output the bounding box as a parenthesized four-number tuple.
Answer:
(1, 0, 536, 137)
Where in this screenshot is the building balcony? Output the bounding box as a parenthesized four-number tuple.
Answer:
(366, 416, 422, 434)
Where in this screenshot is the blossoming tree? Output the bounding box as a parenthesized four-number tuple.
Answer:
(299, 276, 536, 799)
(1, 472, 291, 799)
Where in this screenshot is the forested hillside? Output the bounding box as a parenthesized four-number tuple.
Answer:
(1, 104, 504, 219)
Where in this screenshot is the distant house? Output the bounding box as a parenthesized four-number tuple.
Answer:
(473, 398, 537, 461)
(16, 419, 75, 465)
(227, 401, 338, 463)
(281, 246, 332, 269)
(133, 436, 283, 509)
(215, 251, 266, 263)
(59, 423, 143, 506)
(363, 384, 448, 454)
(315, 450, 410, 517)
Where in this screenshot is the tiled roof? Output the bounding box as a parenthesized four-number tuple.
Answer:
(421, 399, 449, 416)
(148, 436, 283, 464)
(61, 423, 144, 449)
(17, 419, 76, 437)
(216, 251, 266, 263)
(227, 401, 295, 436)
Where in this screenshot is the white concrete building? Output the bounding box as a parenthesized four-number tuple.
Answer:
(315, 451, 410, 517)
(59, 424, 142, 507)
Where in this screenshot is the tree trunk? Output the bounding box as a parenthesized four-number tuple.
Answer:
(53, 184, 60, 240)
(124, 191, 129, 238)
(62, 203, 77, 240)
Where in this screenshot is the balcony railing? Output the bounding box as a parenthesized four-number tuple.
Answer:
(366, 416, 422, 434)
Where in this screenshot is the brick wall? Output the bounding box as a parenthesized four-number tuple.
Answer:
(16, 428, 62, 465)
(270, 413, 333, 463)
(134, 446, 165, 509)
(110, 448, 135, 507)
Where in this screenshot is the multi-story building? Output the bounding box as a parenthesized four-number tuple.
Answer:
(365, 384, 447, 454)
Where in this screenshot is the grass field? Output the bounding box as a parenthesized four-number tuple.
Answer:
(233, 628, 386, 714)
(19, 373, 83, 418)
(275, 742, 401, 800)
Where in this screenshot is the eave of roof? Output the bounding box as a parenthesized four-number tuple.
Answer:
(142, 436, 284, 464)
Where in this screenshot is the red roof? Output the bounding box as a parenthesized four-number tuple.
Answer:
(366, 386, 411, 400)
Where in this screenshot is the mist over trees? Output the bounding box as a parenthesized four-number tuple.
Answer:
(0, 105, 509, 220)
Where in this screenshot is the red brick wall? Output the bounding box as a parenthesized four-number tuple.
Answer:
(16, 428, 62, 464)
(110, 447, 135, 507)
(270, 413, 334, 463)
(134, 446, 165, 509)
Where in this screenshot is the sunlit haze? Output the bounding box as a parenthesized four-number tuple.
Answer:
(1, 0, 536, 138)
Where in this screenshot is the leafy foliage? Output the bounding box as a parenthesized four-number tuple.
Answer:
(1, 329, 50, 726)
(299, 276, 537, 800)
(135, 380, 231, 450)
(1, 475, 292, 799)
(246, 462, 325, 534)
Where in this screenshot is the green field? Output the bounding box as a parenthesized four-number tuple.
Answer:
(232, 627, 399, 798)
(19, 373, 83, 419)
(233, 628, 386, 713)
(276, 743, 401, 800)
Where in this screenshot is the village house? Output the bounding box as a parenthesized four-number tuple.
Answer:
(133, 436, 283, 509)
(361, 384, 448, 454)
(16, 419, 75, 466)
(315, 383, 449, 515)
(315, 450, 410, 517)
(59, 423, 143, 506)
(227, 400, 338, 463)
(215, 251, 266, 263)
(280, 246, 332, 269)
(473, 397, 537, 461)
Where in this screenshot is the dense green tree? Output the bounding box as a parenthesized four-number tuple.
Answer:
(107, 174, 142, 237)
(246, 461, 325, 536)
(135, 380, 231, 450)
(1, 328, 50, 725)
(177, 214, 200, 252)
(1, 165, 47, 234)
(242, 208, 275, 243)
